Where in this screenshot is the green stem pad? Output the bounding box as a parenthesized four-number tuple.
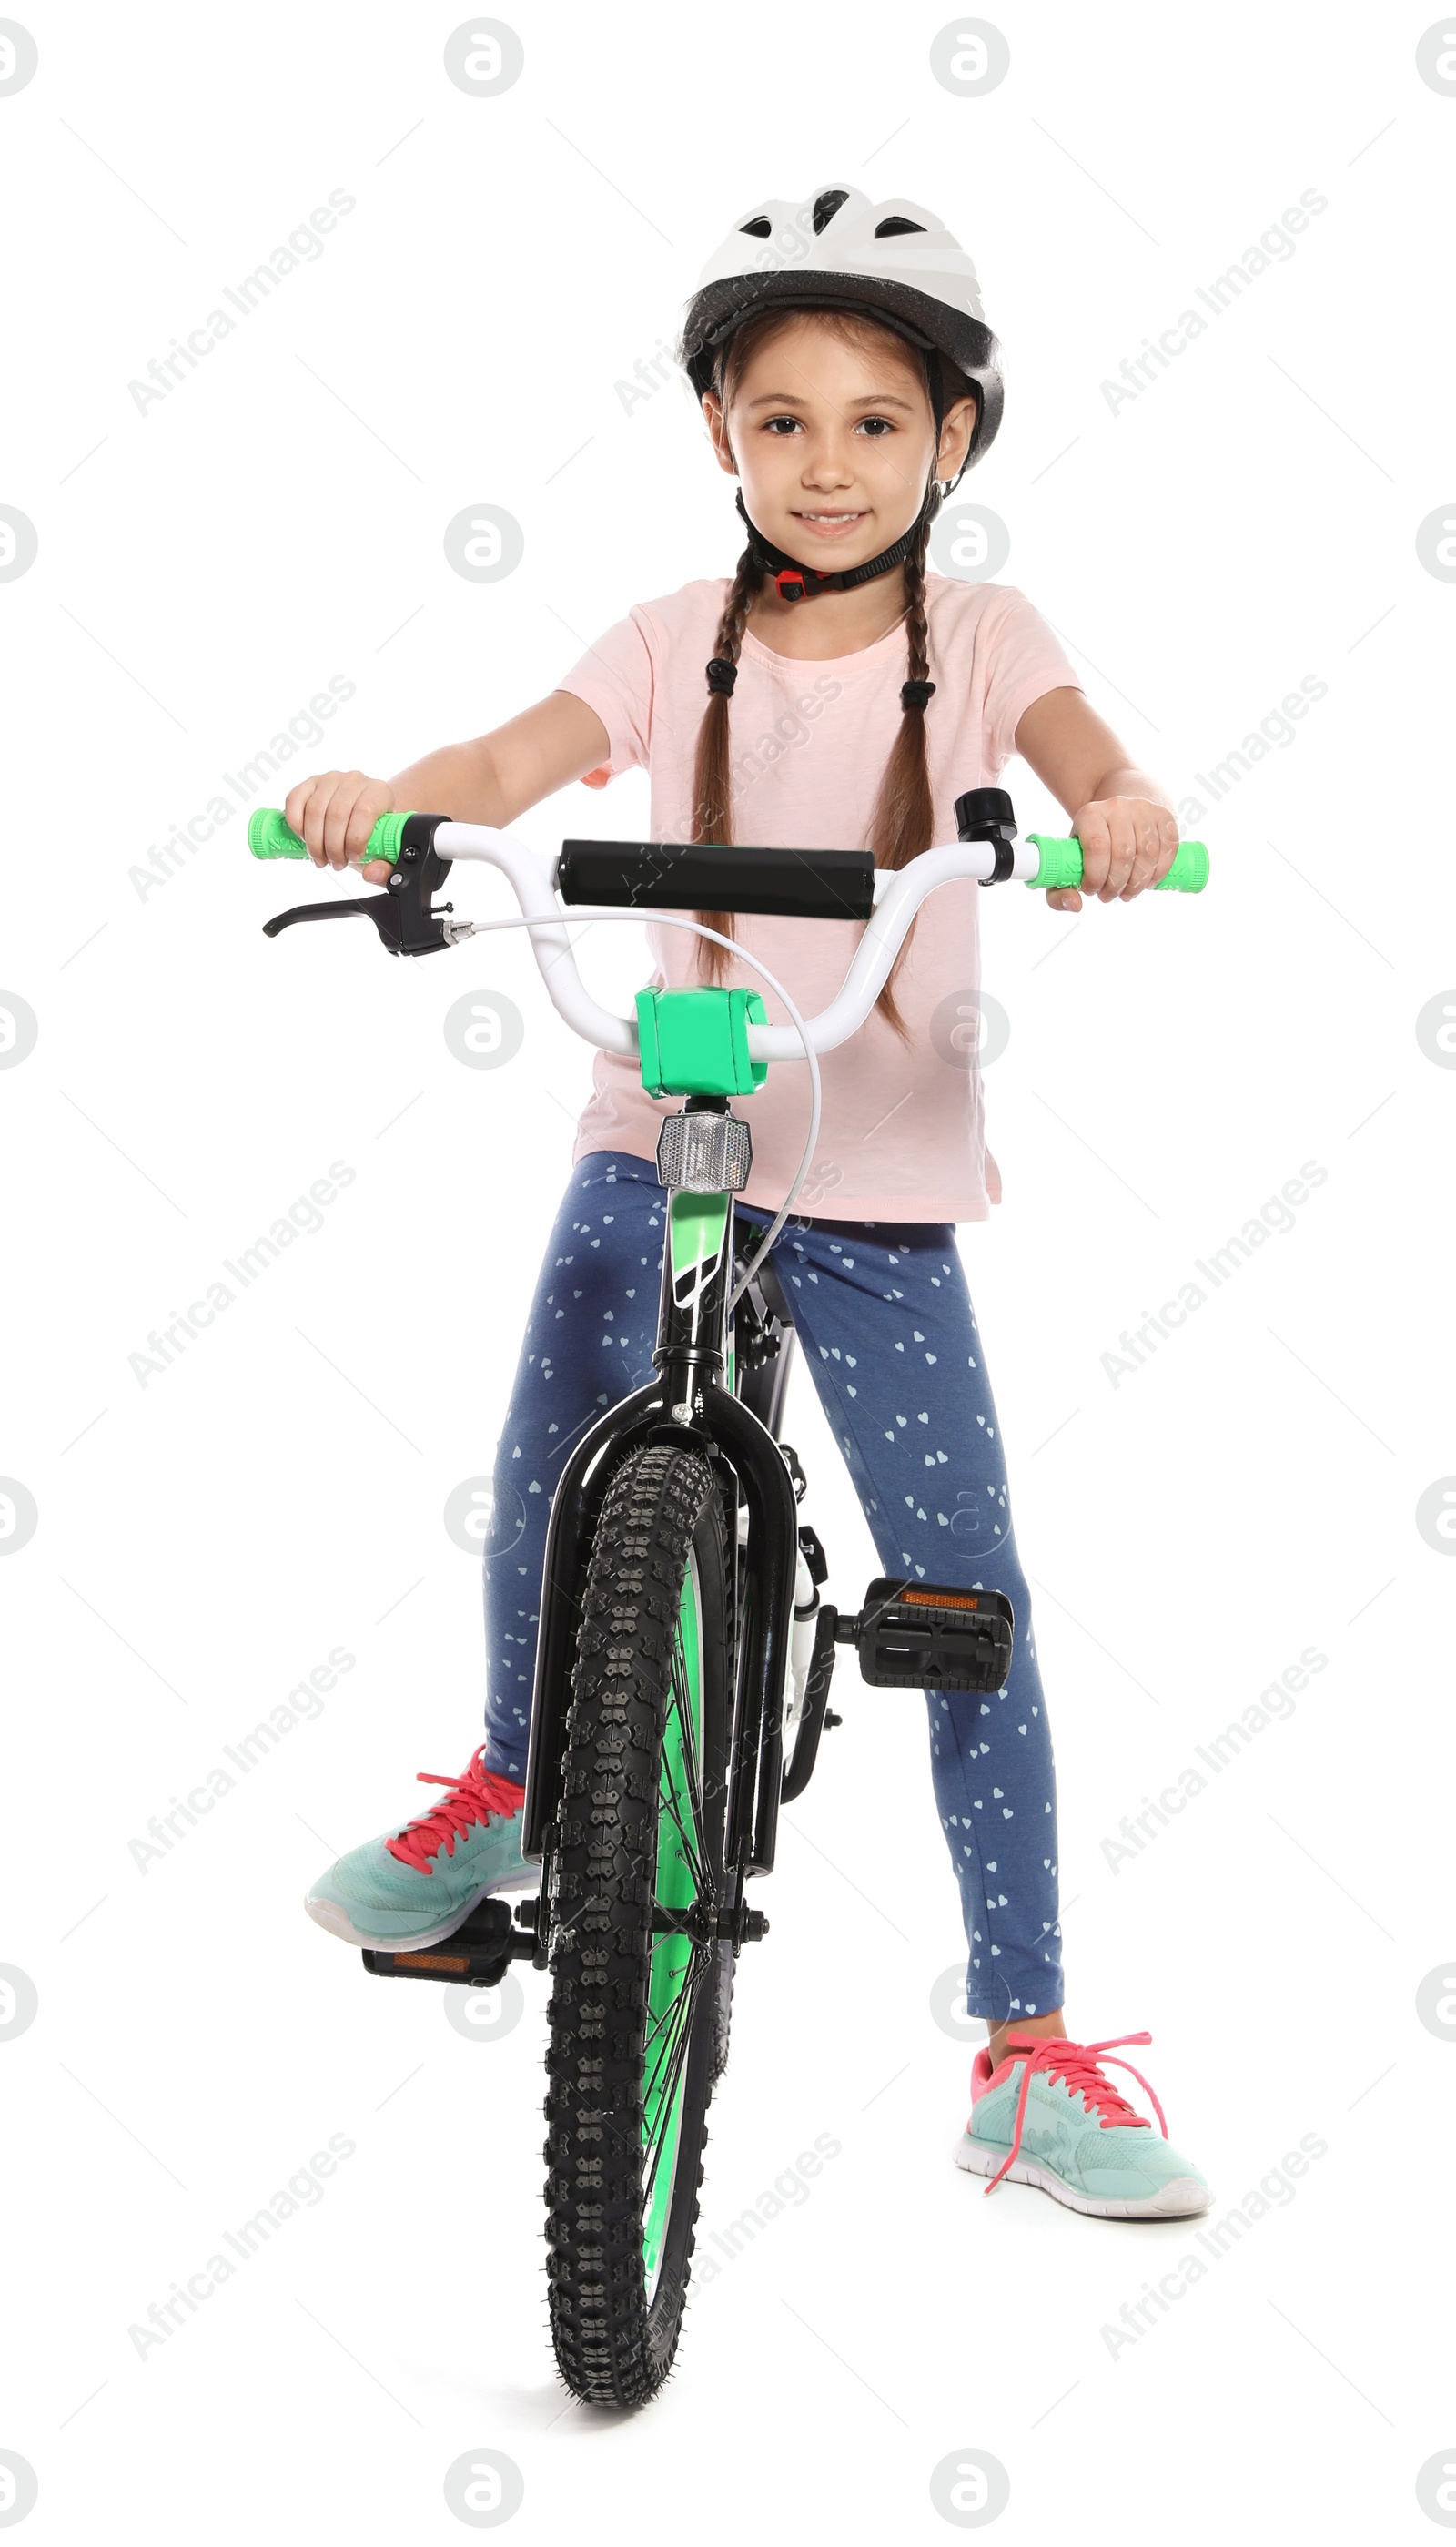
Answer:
(636, 987, 769, 1096)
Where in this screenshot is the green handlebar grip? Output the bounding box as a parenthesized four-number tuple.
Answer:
(1026, 834, 1208, 894)
(246, 807, 413, 865)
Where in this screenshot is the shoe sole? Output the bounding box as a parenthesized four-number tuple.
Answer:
(955, 2134, 1214, 2218)
(304, 1868, 536, 1953)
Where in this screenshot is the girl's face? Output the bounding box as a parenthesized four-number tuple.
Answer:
(703, 312, 975, 572)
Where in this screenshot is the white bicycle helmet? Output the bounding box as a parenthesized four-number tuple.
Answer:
(679, 183, 1004, 477)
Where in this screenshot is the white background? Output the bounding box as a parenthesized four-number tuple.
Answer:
(3, 1, 1453, 2538)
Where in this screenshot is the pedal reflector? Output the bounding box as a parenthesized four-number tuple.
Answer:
(361, 1895, 529, 1985)
(849, 1578, 1014, 1694)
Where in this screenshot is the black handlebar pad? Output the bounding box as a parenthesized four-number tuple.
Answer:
(555, 839, 876, 921)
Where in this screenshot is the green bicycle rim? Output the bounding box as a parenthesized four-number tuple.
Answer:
(642, 1550, 705, 2301)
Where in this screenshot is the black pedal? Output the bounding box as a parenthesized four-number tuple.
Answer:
(837, 1578, 1014, 1694)
(361, 1895, 533, 1985)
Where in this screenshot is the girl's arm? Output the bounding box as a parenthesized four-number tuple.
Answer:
(283, 690, 612, 874)
(1012, 688, 1178, 915)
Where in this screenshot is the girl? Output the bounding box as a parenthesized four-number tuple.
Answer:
(298, 187, 1210, 2219)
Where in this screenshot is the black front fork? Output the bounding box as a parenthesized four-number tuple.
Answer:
(520, 1101, 800, 1880)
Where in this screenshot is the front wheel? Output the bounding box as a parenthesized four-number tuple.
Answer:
(542, 1445, 733, 2406)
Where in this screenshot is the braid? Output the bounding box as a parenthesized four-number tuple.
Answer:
(691, 541, 764, 985)
(864, 511, 936, 1041)
(902, 528, 931, 686)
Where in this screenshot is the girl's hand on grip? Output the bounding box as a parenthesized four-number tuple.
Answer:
(1050, 796, 1178, 911)
(283, 770, 397, 881)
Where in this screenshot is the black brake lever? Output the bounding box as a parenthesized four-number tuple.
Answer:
(262, 816, 455, 957)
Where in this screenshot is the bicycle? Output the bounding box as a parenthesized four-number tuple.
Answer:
(248, 787, 1208, 2406)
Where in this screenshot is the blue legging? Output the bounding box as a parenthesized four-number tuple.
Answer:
(480, 1147, 1063, 2023)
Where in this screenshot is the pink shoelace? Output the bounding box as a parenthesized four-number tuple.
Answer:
(384, 1745, 526, 1873)
(980, 2030, 1168, 2197)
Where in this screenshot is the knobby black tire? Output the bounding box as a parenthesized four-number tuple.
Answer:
(710, 1939, 735, 2085)
(542, 1445, 733, 2407)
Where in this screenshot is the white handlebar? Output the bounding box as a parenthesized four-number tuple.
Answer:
(432, 823, 1036, 1060)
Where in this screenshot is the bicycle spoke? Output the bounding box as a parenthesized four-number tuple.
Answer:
(642, 1941, 710, 2066)
(669, 1639, 704, 1802)
(642, 1948, 707, 2114)
(660, 1749, 702, 1881)
(662, 1670, 706, 1887)
(642, 1958, 708, 2207)
(643, 1998, 693, 2140)
(654, 1773, 707, 1900)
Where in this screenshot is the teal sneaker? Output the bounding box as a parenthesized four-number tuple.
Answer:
(305, 1746, 532, 1949)
(956, 2030, 1214, 2219)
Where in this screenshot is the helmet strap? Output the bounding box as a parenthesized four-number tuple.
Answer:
(733, 482, 937, 604)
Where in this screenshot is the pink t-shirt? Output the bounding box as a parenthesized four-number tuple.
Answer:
(556, 573, 1080, 1221)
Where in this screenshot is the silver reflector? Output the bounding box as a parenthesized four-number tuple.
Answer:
(655, 1110, 753, 1192)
